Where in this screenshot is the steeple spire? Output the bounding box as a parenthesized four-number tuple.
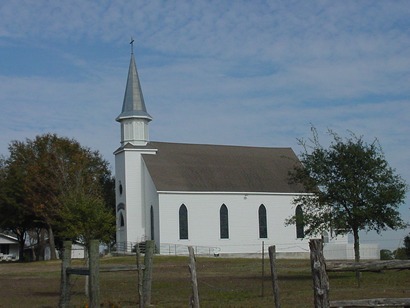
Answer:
(116, 41, 152, 146)
(116, 46, 152, 122)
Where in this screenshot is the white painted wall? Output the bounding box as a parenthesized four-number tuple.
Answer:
(324, 243, 379, 260)
(125, 151, 145, 243)
(158, 192, 312, 254)
(115, 151, 127, 246)
(71, 244, 85, 259)
(116, 147, 158, 252)
(115, 149, 146, 250)
(142, 160, 159, 246)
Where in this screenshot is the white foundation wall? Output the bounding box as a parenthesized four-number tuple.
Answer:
(157, 192, 311, 255)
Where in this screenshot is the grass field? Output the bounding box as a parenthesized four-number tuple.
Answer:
(0, 255, 409, 307)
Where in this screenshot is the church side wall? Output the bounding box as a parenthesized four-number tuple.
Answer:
(158, 192, 310, 255)
(142, 161, 160, 247)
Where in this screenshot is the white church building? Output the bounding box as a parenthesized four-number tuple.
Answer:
(114, 50, 379, 259)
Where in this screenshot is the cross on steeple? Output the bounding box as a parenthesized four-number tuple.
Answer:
(130, 37, 135, 54)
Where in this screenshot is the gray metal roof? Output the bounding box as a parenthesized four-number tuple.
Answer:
(141, 142, 306, 193)
(116, 53, 152, 121)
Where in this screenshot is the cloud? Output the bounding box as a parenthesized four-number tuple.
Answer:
(0, 1, 409, 243)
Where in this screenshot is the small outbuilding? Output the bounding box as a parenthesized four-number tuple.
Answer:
(0, 233, 19, 261)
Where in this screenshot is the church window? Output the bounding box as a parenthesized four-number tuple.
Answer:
(150, 206, 154, 241)
(258, 204, 267, 238)
(296, 205, 305, 238)
(117, 203, 125, 212)
(119, 182, 123, 195)
(119, 212, 125, 227)
(179, 204, 188, 240)
(220, 204, 229, 239)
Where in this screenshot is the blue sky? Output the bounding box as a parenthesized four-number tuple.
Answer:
(0, 0, 409, 250)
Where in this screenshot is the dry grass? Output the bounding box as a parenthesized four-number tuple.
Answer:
(0, 256, 409, 307)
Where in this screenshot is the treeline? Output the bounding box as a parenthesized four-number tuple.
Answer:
(0, 134, 115, 261)
(380, 235, 410, 260)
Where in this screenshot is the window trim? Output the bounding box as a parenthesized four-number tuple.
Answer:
(220, 204, 229, 239)
(179, 204, 188, 240)
(296, 205, 305, 238)
(258, 204, 268, 239)
(119, 211, 125, 227)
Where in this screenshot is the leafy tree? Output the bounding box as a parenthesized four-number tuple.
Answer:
(100, 175, 116, 245)
(286, 127, 407, 262)
(59, 189, 115, 248)
(0, 134, 115, 260)
(0, 157, 39, 261)
(393, 247, 408, 260)
(380, 249, 394, 260)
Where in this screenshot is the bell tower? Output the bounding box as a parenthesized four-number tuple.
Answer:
(115, 40, 156, 252)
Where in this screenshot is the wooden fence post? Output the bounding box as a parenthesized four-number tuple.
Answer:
(143, 240, 155, 306)
(59, 241, 72, 308)
(136, 242, 145, 308)
(269, 245, 281, 308)
(188, 246, 200, 308)
(88, 240, 100, 308)
(310, 239, 329, 308)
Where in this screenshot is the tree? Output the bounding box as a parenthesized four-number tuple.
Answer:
(380, 249, 394, 260)
(59, 186, 115, 248)
(403, 234, 410, 259)
(0, 157, 39, 261)
(393, 247, 408, 260)
(0, 134, 115, 260)
(286, 127, 407, 263)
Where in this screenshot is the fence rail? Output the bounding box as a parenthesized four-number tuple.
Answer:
(59, 240, 155, 308)
(309, 239, 410, 308)
(327, 259, 410, 272)
(160, 243, 220, 256)
(330, 298, 410, 308)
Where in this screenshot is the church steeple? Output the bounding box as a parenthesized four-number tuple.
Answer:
(116, 41, 152, 146)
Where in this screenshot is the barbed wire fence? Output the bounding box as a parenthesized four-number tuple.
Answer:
(59, 238, 409, 307)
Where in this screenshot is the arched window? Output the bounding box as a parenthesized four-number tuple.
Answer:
(220, 204, 229, 239)
(150, 206, 154, 241)
(117, 203, 125, 212)
(118, 181, 123, 195)
(296, 205, 304, 238)
(119, 212, 125, 227)
(179, 204, 188, 240)
(258, 204, 267, 238)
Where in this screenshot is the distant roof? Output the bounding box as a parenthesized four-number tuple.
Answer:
(116, 53, 152, 121)
(141, 142, 306, 193)
(0, 233, 18, 243)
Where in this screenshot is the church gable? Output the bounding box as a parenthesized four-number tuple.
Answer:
(142, 141, 305, 193)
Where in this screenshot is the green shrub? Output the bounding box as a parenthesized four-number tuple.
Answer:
(380, 249, 393, 260)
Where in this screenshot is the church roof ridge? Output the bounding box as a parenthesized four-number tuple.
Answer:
(148, 140, 293, 150)
(142, 141, 305, 193)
